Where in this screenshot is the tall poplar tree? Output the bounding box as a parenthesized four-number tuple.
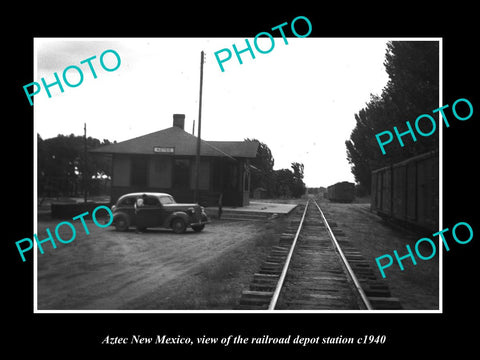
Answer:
(345, 41, 439, 192)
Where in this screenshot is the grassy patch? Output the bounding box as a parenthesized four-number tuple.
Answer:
(320, 200, 439, 310)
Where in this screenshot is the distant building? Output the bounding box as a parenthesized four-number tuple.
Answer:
(90, 114, 259, 207)
(253, 187, 267, 199)
(327, 181, 355, 203)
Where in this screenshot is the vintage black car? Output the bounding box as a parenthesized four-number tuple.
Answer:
(111, 192, 209, 233)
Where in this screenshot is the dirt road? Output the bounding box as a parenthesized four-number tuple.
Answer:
(37, 218, 283, 310)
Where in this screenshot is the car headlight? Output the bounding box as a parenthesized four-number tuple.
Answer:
(187, 207, 195, 215)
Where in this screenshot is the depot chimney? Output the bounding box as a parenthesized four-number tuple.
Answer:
(173, 114, 185, 130)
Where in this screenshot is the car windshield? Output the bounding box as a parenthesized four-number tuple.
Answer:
(159, 196, 176, 205)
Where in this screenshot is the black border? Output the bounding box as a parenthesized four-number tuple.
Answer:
(6, 6, 478, 355)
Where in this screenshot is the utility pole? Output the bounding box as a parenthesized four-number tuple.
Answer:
(83, 122, 88, 203)
(194, 51, 204, 203)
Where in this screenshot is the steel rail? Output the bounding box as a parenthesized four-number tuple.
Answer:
(268, 199, 310, 310)
(313, 200, 373, 310)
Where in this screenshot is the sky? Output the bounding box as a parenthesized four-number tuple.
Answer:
(34, 37, 390, 187)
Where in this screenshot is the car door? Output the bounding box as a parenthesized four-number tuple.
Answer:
(135, 195, 163, 228)
(119, 196, 136, 218)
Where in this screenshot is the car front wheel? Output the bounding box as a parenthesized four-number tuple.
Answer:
(171, 218, 187, 234)
(114, 214, 130, 231)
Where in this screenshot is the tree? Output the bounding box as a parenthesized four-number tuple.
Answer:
(38, 134, 114, 198)
(245, 138, 275, 196)
(291, 162, 306, 197)
(345, 95, 389, 189)
(245, 139, 306, 198)
(345, 41, 439, 192)
(273, 169, 294, 198)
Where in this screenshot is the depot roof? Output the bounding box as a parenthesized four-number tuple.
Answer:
(90, 126, 259, 159)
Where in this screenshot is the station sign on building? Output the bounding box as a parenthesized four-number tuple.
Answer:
(91, 114, 259, 207)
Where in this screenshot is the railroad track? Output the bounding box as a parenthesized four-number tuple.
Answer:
(237, 199, 402, 310)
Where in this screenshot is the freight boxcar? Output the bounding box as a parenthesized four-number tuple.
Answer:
(327, 181, 355, 203)
(371, 150, 439, 232)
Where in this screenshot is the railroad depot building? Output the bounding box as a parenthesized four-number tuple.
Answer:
(91, 114, 259, 207)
